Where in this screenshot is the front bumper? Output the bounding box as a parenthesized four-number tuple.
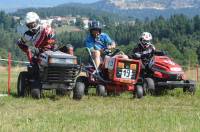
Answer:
(157, 80, 195, 88)
(42, 64, 81, 83)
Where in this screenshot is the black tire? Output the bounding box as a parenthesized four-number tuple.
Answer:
(17, 71, 29, 97)
(136, 85, 143, 99)
(96, 85, 106, 96)
(31, 88, 41, 99)
(30, 80, 41, 99)
(143, 78, 155, 95)
(154, 86, 164, 95)
(183, 80, 196, 95)
(73, 82, 85, 100)
(76, 76, 89, 95)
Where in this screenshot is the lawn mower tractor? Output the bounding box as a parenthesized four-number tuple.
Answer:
(78, 48, 144, 98)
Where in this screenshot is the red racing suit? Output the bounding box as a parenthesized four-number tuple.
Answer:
(17, 24, 56, 63)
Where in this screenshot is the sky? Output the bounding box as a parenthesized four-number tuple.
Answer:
(0, 0, 100, 12)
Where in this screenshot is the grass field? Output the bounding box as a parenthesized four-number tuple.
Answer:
(0, 67, 200, 132)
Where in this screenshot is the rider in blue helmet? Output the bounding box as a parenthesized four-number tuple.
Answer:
(85, 20, 116, 69)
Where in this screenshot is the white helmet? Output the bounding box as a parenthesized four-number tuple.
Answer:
(25, 12, 40, 24)
(25, 12, 40, 31)
(140, 32, 152, 47)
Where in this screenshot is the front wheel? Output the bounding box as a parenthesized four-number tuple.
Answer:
(76, 76, 89, 95)
(183, 80, 196, 95)
(73, 82, 85, 100)
(31, 88, 41, 99)
(30, 80, 41, 99)
(143, 78, 155, 95)
(96, 85, 106, 96)
(135, 85, 143, 99)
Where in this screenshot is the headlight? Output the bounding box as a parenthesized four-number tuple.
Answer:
(117, 62, 124, 69)
(130, 64, 137, 70)
(48, 58, 75, 64)
(170, 67, 182, 72)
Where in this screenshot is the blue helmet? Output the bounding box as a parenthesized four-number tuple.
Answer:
(89, 20, 102, 33)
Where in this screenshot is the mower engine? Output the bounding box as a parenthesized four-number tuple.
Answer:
(38, 50, 79, 85)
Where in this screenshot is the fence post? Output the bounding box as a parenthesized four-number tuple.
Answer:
(197, 64, 199, 83)
(8, 52, 11, 96)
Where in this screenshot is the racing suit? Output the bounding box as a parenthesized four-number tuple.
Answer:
(132, 42, 156, 71)
(17, 23, 56, 63)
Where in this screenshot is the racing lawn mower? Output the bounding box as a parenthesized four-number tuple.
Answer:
(135, 51, 196, 95)
(78, 48, 144, 98)
(17, 46, 84, 100)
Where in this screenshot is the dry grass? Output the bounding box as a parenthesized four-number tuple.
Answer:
(185, 67, 199, 81)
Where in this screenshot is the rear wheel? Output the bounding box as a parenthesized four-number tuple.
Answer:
(135, 85, 143, 99)
(73, 82, 85, 100)
(17, 71, 29, 97)
(96, 85, 106, 96)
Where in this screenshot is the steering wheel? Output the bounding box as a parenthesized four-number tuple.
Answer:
(104, 48, 124, 57)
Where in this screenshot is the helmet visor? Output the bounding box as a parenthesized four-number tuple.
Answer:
(142, 40, 151, 45)
(90, 28, 101, 32)
(26, 22, 37, 29)
(91, 30, 100, 37)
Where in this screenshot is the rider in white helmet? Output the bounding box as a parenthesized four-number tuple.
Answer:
(17, 12, 56, 63)
(132, 32, 155, 65)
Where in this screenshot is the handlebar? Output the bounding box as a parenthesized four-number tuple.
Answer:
(103, 48, 124, 57)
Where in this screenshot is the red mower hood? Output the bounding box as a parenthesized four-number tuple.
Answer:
(151, 55, 184, 74)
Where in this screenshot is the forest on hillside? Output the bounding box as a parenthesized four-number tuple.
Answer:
(0, 8, 200, 66)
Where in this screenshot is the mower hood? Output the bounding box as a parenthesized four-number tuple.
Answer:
(151, 56, 184, 74)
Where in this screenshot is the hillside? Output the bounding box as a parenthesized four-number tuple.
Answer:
(89, 0, 200, 19)
(13, 4, 123, 21)
(97, 0, 200, 10)
(8, 0, 200, 20)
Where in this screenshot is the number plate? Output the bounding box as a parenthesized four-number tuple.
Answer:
(121, 69, 133, 79)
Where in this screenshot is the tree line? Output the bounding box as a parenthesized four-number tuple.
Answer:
(74, 15, 200, 66)
(0, 9, 200, 66)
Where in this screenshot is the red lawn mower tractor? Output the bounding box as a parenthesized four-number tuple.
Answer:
(139, 51, 196, 95)
(78, 48, 144, 98)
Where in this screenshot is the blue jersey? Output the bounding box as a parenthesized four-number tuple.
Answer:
(85, 33, 113, 50)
